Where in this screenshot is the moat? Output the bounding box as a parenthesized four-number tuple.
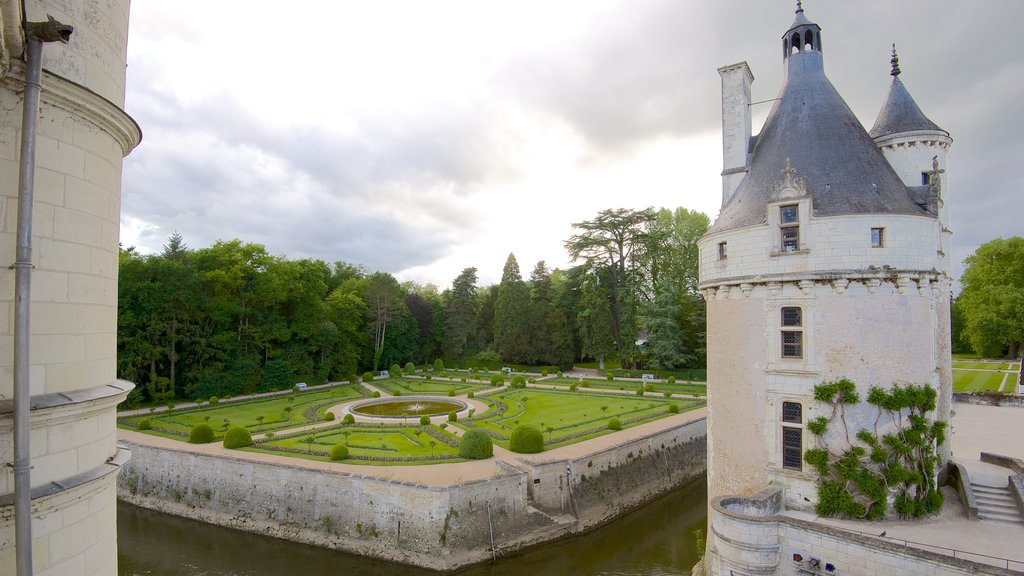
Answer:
(118, 477, 708, 575)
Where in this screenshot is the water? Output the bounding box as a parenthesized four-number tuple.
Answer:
(352, 399, 467, 417)
(118, 478, 707, 576)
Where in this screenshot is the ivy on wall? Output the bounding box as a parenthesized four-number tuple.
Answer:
(804, 378, 946, 520)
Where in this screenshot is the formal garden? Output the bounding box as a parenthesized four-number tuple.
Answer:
(952, 358, 1021, 393)
(539, 376, 706, 397)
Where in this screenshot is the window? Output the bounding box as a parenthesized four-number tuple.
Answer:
(718, 242, 728, 259)
(782, 426, 803, 470)
(871, 228, 884, 248)
(782, 401, 802, 423)
(781, 306, 803, 358)
(779, 204, 799, 252)
(921, 172, 931, 186)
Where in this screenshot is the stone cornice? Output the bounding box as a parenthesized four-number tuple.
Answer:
(699, 269, 949, 299)
(2, 59, 141, 156)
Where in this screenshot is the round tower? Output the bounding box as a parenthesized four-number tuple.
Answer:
(0, 1, 140, 574)
(700, 5, 952, 575)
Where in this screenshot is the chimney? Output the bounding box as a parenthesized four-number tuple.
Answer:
(718, 61, 753, 206)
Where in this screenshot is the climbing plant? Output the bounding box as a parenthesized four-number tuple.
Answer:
(804, 378, 946, 520)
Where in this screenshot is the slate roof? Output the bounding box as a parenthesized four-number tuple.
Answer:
(711, 32, 931, 233)
(869, 75, 947, 139)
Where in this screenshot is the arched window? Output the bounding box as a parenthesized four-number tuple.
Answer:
(804, 30, 814, 50)
(792, 33, 802, 53)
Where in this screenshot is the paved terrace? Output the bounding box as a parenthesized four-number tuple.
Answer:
(782, 401, 1024, 572)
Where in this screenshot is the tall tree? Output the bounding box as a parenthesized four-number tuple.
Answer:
(956, 237, 1024, 358)
(361, 272, 405, 371)
(443, 268, 479, 359)
(494, 253, 532, 363)
(565, 208, 657, 364)
(577, 272, 616, 369)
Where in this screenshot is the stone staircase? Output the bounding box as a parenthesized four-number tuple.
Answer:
(971, 483, 1023, 524)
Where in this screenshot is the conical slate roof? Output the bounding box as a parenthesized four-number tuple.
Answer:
(711, 20, 928, 233)
(869, 75, 946, 139)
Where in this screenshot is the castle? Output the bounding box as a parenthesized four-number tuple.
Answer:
(699, 4, 954, 575)
(0, 1, 139, 574)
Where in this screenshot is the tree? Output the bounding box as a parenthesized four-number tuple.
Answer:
(443, 268, 479, 358)
(957, 237, 1024, 358)
(362, 272, 405, 371)
(494, 253, 531, 363)
(565, 208, 657, 363)
(577, 272, 616, 369)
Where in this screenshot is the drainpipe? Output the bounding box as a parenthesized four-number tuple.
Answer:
(13, 16, 73, 576)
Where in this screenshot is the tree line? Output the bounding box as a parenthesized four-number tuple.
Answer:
(117, 207, 710, 405)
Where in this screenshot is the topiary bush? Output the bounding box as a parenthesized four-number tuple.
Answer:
(390, 363, 402, 377)
(668, 403, 679, 413)
(569, 383, 578, 392)
(137, 418, 152, 431)
(404, 361, 416, 374)
(393, 389, 402, 396)
(459, 428, 493, 459)
(490, 374, 505, 387)
(509, 424, 544, 453)
(606, 372, 615, 381)
(447, 388, 455, 396)
(635, 387, 645, 396)
(323, 411, 336, 421)
(223, 426, 253, 449)
(330, 444, 349, 461)
(448, 411, 458, 422)
(189, 423, 215, 444)
(343, 413, 355, 424)
(372, 391, 381, 398)
(349, 374, 359, 384)
(209, 396, 219, 405)
(467, 391, 475, 399)
(434, 358, 445, 372)
(607, 418, 622, 431)
(420, 415, 430, 425)
(511, 375, 526, 388)
(667, 375, 677, 384)
(362, 371, 374, 382)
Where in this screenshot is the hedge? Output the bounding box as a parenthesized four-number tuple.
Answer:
(509, 424, 544, 454)
(189, 423, 215, 444)
(223, 426, 253, 449)
(330, 444, 349, 461)
(459, 428, 493, 459)
(343, 413, 355, 424)
(607, 418, 622, 431)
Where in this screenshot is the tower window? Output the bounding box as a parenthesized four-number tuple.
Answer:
(921, 172, 931, 185)
(871, 228, 884, 248)
(782, 426, 803, 470)
(782, 401, 802, 423)
(718, 242, 728, 260)
(780, 204, 800, 252)
(781, 306, 803, 358)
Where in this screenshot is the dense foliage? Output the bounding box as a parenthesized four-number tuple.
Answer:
(118, 211, 707, 406)
(509, 424, 545, 453)
(188, 423, 215, 443)
(458, 428, 493, 459)
(955, 236, 1024, 358)
(330, 443, 349, 461)
(223, 425, 253, 449)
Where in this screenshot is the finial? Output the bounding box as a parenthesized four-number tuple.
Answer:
(890, 43, 901, 76)
(796, 0, 804, 14)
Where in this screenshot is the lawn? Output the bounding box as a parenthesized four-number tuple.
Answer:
(371, 377, 488, 396)
(952, 361, 1012, 371)
(461, 388, 703, 450)
(540, 377, 706, 397)
(252, 422, 462, 464)
(952, 369, 1006, 392)
(118, 383, 369, 438)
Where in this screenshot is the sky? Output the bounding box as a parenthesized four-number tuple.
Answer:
(120, 0, 1024, 288)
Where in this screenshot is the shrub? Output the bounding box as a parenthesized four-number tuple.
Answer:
(189, 423, 215, 444)
(323, 412, 336, 421)
(606, 373, 614, 381)
(459, 428, 493, 459)
(348, 374, 359, 384)
(209, 396, 219, 405)
(509, 424, 544, 454)
(434, 359, 445, 372)
(569, 383, 578, 392)
(511, 375, 526, 388)
(292, 385, 301, 393)
(541, 368, 549, 376)
(404, 361, 416, 373)
(448, 411, 458, 422)
(527, 377, 536, 384)
(372, 391, 381, 398)
(667, 375, 677, 384)
(490, 374, 505, 386)
(644, 383, 654, 392)
(557, 371, 563, 377)
(467, 391, 475, 399)
(390, 364, 402, 377)
(668, 403, 679, 414)
(343, 413, 355, 424)
(223, 426, 253, 449)
(663, 391, 672, 398)
(420, 415, 430, 425)
(137, 418, 152, 431)
(362, 371, 374, 382)
(635, 387, 645, 396)
(425, 375, 433, 380)
(447, 388, 455, 397)
(607, 418, 622, 431)
(393, 389, 402, 396)
(330, 444, 349, 461)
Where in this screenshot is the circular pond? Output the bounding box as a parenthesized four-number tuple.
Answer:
(350, 397, 467, 418)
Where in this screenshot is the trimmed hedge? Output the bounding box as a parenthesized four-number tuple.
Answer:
(459, 428, 493, 459)
(323, 411, 336, 421)
(448, 411, 458, 422)
(509, 424, 544, 454)
(433, 359, 445, 372)
(343, 413, 355, 424)
(208, 396, 219, 405)
(223, 426, 253, 449)
(189, 423, 215, 444)
(490, 374, 505, 386)
(363, 371, 374, 382)
(138, 418, 152, 431)
(330, 444, 349, 461)
(404, 362, 416, 373)
(668, 403, 679, 413)
(389, 364, 402, 377)
(607, 418, 622, 431)
(510, 375, 526, 388)
(420, 415, 430, 425)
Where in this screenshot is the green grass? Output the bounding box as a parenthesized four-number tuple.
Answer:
(953, 369, 1007, 392)
(541, 377, 706, 396)
(118, 384, 368, 437)
(952, 361, 1013, 370)
(461, 388, 703, 450)
(251, 423, 463, 464)
(373, 377, 487, 396)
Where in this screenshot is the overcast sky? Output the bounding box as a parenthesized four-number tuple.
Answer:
(120, 1, 1024, 288)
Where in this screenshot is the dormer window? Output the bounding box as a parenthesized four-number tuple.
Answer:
(780, 204, 800, 252)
